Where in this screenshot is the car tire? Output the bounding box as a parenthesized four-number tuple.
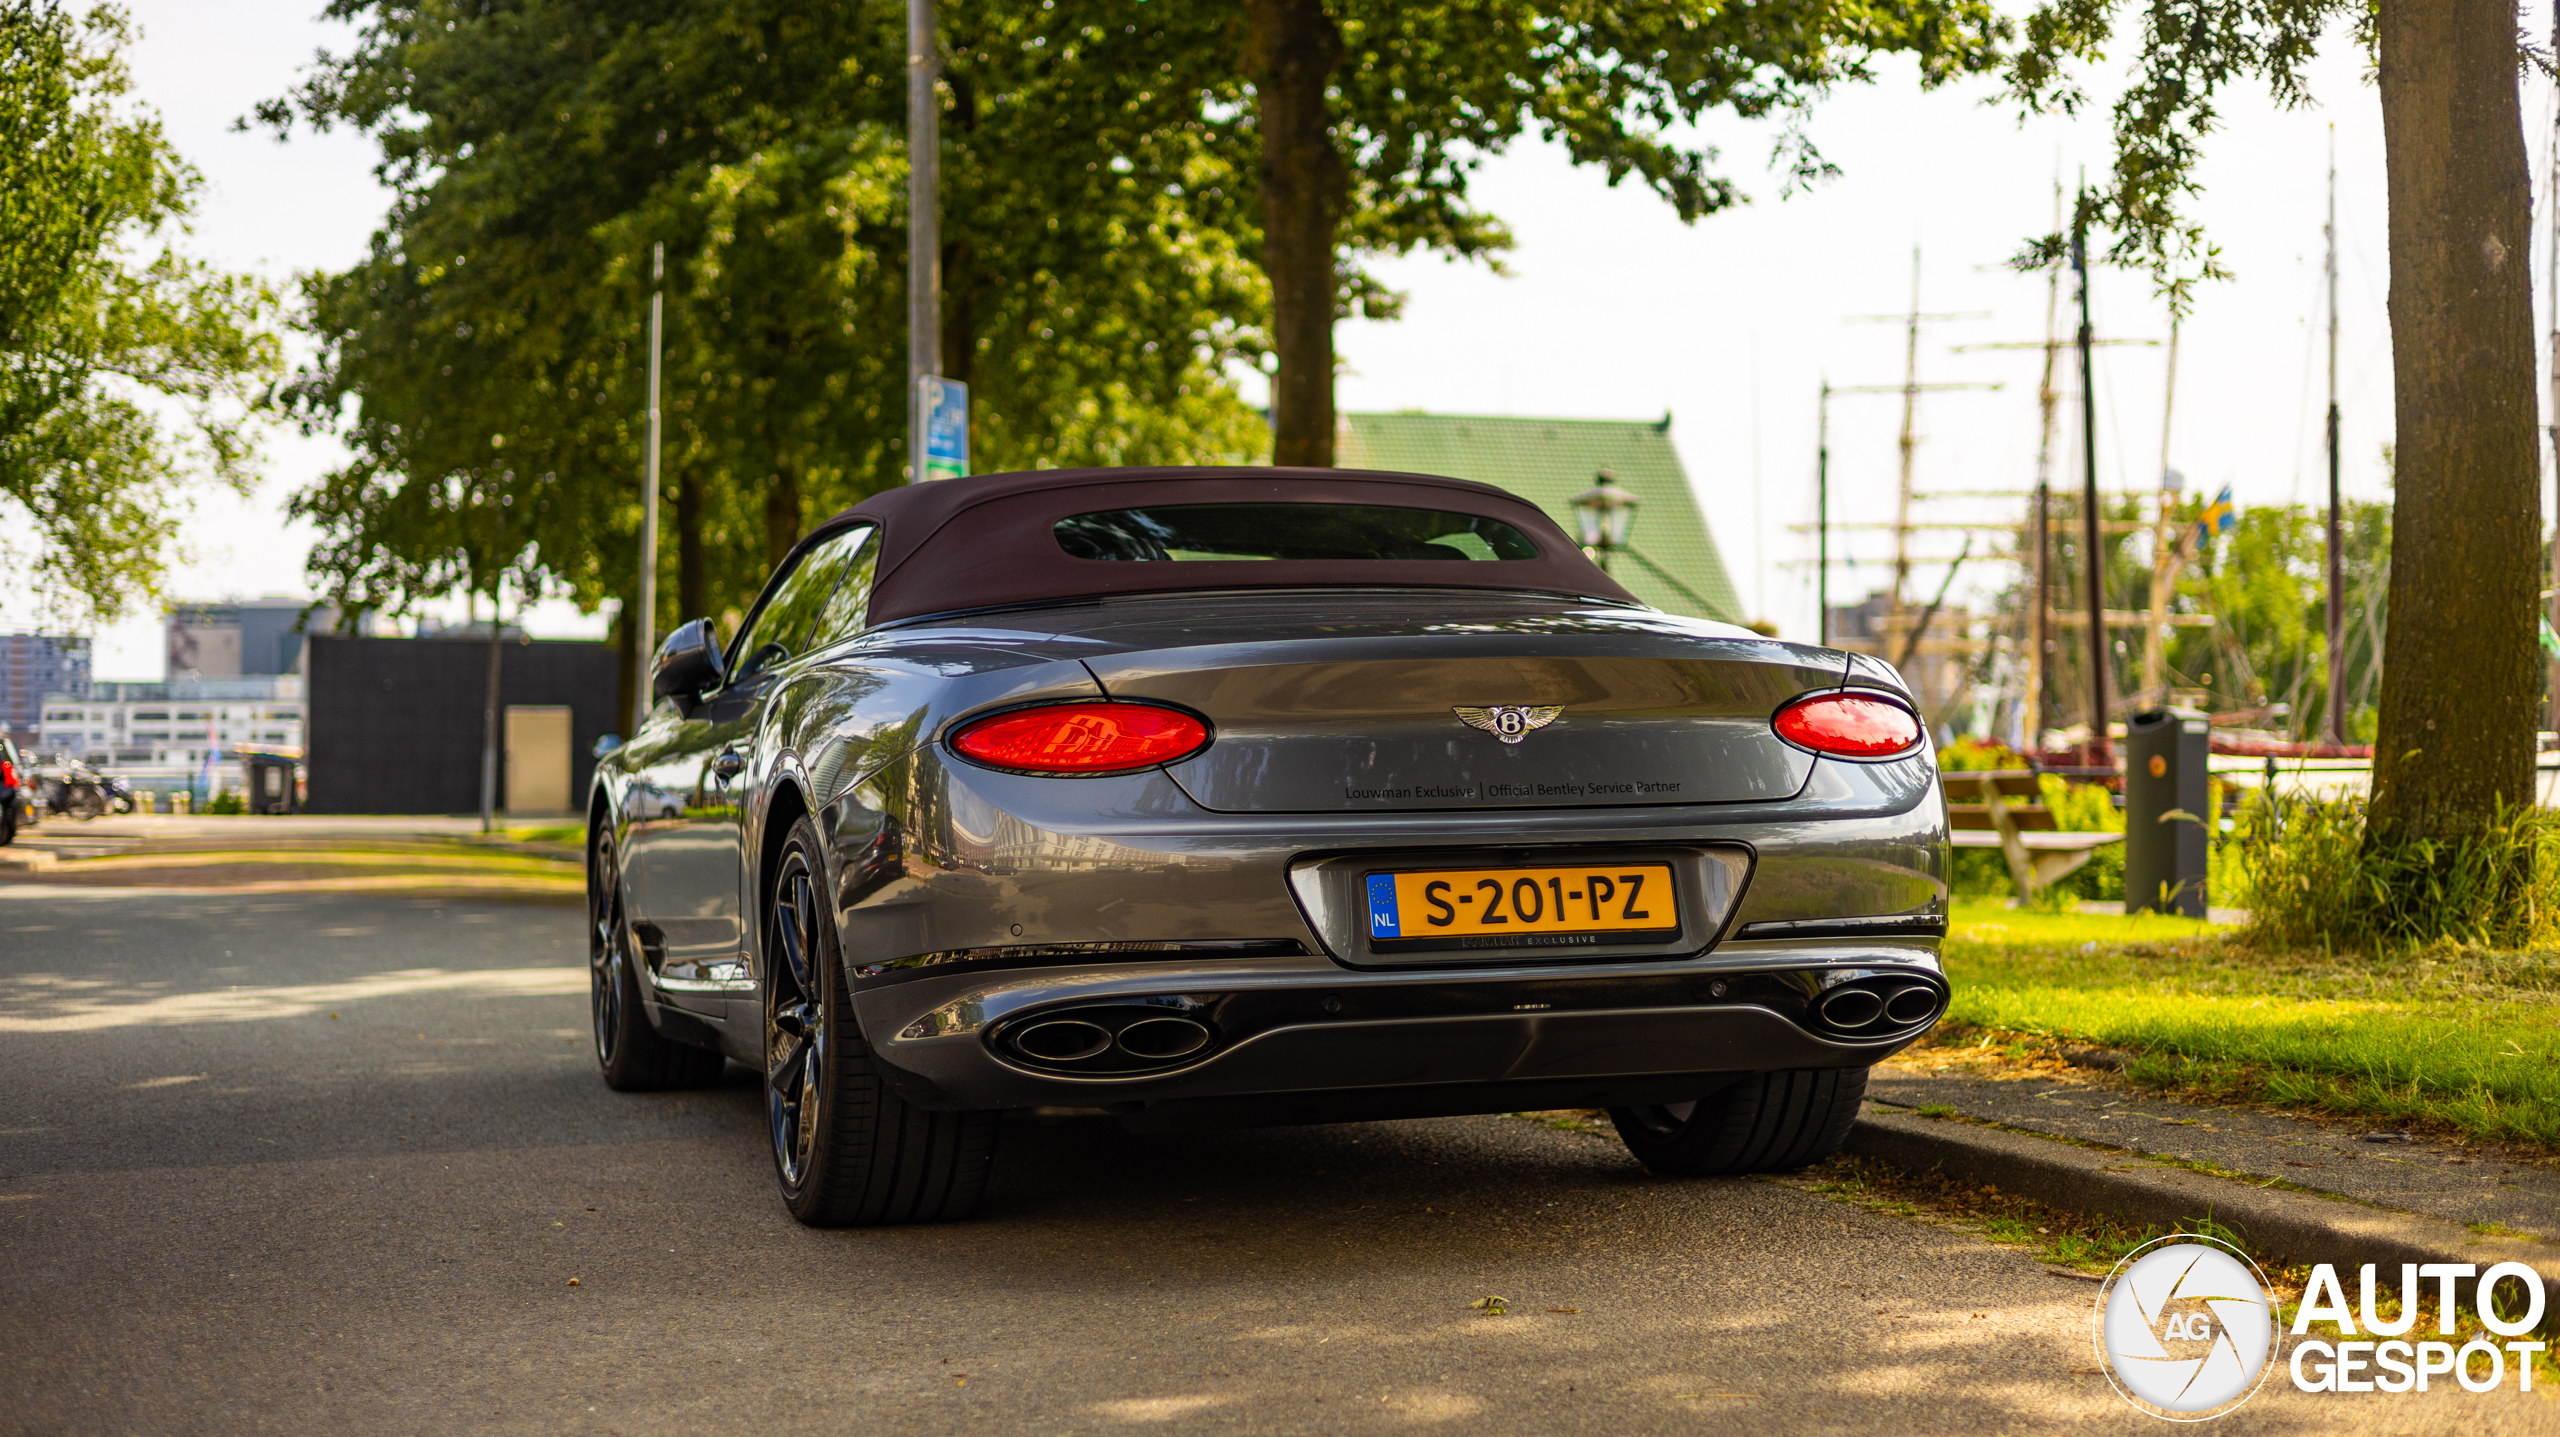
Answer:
(589, 825, 725, 1092)
(1609, 1066, 1870, 1177)
(763, 813, 997, 1227)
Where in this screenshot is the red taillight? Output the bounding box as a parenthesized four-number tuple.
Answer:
(949, 702, 1209, 774)
(1773, 691, 1923, 759)
(0, 760, 13, 788)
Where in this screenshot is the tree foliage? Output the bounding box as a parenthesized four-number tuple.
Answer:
(1240, 0, 2016, 463)
(272, 0, 1271, 640)
(0, 1, 279, 624)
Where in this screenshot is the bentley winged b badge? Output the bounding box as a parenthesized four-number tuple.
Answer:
(1453, 705, 1564, 744)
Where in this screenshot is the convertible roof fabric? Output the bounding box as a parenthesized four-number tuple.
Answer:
(832, 467, 1641, 626)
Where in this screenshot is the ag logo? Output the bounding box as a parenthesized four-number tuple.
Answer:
(2096, 1235, 2278, 1420)
(1453, 705, 1563, 744)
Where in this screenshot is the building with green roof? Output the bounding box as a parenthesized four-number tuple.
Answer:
(1335, 412, 1744, 625)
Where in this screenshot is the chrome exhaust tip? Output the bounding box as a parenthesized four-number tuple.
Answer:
(1011, 1018, 1113, 1063)
(1884, 984, 1942, 1025)
(1115, 1016, 1212, 1060)
(1816, 988, 1885, 1029)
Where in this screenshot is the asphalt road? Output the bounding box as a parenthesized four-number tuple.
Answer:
(0, 886, 2538, 1435)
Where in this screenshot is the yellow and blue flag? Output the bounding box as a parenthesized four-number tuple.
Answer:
(2194, 484, 2236, 545)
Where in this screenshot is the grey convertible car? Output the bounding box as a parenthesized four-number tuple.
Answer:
(589, 467, 1949, 1226)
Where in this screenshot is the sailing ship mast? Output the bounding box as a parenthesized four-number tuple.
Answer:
(2141, 318, 2181, 708)
(2324, 125, 2345, 745)
(2025, 183, 2065, 746)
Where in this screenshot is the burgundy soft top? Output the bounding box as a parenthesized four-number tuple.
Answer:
(831, 466, 1641, 626)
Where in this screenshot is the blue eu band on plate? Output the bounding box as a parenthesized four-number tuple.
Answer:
(1365, 864, 1679, 941)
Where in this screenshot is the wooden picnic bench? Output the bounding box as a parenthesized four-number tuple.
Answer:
(1937, 769, 2124, 898)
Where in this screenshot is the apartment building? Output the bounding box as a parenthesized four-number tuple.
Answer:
(37, 678, 303, 765)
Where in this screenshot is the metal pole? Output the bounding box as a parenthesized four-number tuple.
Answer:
(480, 584, 502, 834)
(634, 243, 662, 735)
(1817, 379, 1831, 647)
(2324, 125, 2345, 745)
(2074, 196, 2111, 767)
(907, 0, 940, 482)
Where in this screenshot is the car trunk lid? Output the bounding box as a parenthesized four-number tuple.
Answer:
(1075, 610, 1845, 813)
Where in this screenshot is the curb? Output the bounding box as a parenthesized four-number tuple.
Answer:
(1845, 1107, 2560, 1311)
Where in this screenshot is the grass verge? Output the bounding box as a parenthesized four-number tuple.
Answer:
(1942, 900, 2560, 1152)
(1788, 1152, 2560, 1378)
(1785, 1152, 2173, 1275)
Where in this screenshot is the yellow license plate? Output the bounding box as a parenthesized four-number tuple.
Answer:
(1365, 863, 1677, 941)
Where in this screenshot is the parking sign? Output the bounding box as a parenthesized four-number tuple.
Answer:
(921, 377, 968, 481)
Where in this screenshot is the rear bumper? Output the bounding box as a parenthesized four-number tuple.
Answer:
(823, 742, 1950, 1119)
(856, 945, 1943, 1116)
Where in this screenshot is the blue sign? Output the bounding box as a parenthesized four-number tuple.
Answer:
(1366, 873, 1401, 938)
(921, 377, 968, 481)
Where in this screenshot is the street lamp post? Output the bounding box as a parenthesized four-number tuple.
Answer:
(1569, 470, 1639, 574)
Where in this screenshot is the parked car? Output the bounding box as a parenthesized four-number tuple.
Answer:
(589, 467, 1949, 1226)
(0, 736, 32, 843)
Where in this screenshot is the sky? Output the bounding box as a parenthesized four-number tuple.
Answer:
(21, 2, 2558, 677)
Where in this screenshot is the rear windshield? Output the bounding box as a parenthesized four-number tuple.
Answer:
(1055, 503, 1540, 562)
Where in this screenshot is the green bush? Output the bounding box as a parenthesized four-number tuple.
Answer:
(203, 789, 245, 815)
(2234, 791, 2560, 951)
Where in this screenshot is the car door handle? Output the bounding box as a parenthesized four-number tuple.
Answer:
(711, 749, 746, 783)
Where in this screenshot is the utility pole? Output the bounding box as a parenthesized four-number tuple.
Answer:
(2074, 194, 2111, 767)
(633, 242, 662, 735)
(2323, 125, 2345, 745)
(907, 0, 939, 483)
(480, 582, 502, 835)
(1816, 379, 1831, 646)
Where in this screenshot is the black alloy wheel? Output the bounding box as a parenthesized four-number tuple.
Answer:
(588, 823, 723, 1091)
(1610, 1066, 1870, 1176)
(762, 813, 998, 1226)
(764, 850, 829, 1192)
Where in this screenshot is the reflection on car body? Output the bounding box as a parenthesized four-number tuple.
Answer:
(586, 466, 1950, 1226)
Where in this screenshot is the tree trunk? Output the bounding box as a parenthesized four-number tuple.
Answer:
(2367, 1, 2541, 840)
(1245, 0, 1345, 468)
(674, 466, 706, 621)
(765, 460, 801, 571)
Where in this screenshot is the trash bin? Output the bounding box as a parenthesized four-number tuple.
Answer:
(2124, 709, 2210, 917)
(243, 753, 299, 816)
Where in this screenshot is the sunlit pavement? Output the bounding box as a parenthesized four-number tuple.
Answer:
(0, 887, 2536, 1434)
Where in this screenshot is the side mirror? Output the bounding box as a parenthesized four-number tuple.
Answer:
(650, 618, 727, 704)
